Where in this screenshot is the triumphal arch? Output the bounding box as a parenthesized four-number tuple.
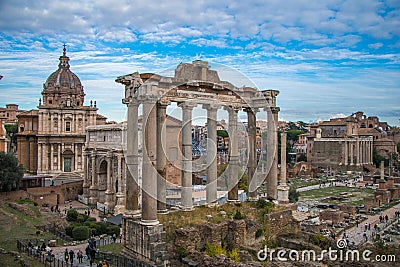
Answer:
(116, 60, 285, 266)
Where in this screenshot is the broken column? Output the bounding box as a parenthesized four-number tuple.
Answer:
(277, 132, 289, 203)
(227, 106, 239, 202)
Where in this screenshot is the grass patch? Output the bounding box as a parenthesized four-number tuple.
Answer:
(99, 243, 124, 254)
(299, 186, 374, 205)
(159, 201, 284, 242)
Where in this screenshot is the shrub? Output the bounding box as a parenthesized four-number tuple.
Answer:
(72, 226, 90, 241)
(228, 249, 240, 262)
(205, 243, 227, 257)
(233, 210, 244, 220)
(255, 229, 263, 239)
(65, 225, 74, 237)
(106, 225, 120, 236)
(176, 246, 187, 260)
(66, 209, 79, 221)
(77, 214, 89, 223)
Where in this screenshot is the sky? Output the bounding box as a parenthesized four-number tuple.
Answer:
(0, 0, 399, 126)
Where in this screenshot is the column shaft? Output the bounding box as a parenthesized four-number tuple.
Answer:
(246, 109, 257, 198)
(344, 140, 348, 166)
(266, 108, 278, 200)
(125, 101, 139, 213)
(181, 102, 195, 209)
(350, 142, 354, 165)
(204, 104, 218, 204)
(280, 132, 287, 185)
(157, 102, 168, 212)
(228, 107, 239, 201)
(141, 99, 158, 223)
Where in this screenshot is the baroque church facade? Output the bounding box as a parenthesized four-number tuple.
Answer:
(17, 46, 106, 178)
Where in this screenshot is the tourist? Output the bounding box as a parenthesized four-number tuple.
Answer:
(112, 233, 117, 243)
(363, 231, 368, 242)
(356, 220, 359, 227)
(86, 245, 91, 260)
(103, 260, 109, 267)
(69, 249, 75, 265)
(77, 249, 83, 263)
(64, 248, 69, 263)
(385, 214, 389, 223)
(97, 261, 103, 267)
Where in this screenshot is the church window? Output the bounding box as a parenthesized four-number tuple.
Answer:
(66, 121, 71, 132)
(49, 100, 53, 104)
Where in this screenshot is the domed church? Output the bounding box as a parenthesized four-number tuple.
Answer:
(35, 46, 107, 177)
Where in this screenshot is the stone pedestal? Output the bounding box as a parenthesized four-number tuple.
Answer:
(123, 219, 169, 267)
(104, 191, 115, 212)
(277, 185, 290, 204)
(114, 192, 126, 214)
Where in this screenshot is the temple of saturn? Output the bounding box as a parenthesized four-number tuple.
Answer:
(115, 60, 288, 266)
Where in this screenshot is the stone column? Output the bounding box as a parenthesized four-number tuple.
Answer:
(350, 141, 354, 165)
(89, 150, 98, 205)
(266, 107, 278, 200)
(157, 101, 169, 213)
(125, 100, 140, 215)
(141, 96, 158, 224)
(277, 132, 289, 203)
(38, 143, 42, 172)
(344, 139, 348, 166)
(181, 102, 196, 210)
(50, 144, 54, 171)
(83, 150, 90, 197)
(114, 154, 125, 213)
(57, 143, 61, 171)
(370, 140, 374, 164)
(246, 108, 257, 199)
(227, 106, 239, 202)
(203, 103, 219, 205)
(356, 139, 360, 166)
(74, 144, 79, 171)
(105, 152, 114, 211)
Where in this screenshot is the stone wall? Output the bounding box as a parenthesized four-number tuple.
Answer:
(264, 209, 293, 228)
(175, 219, 262, 252)
(0, 181, 83, 206)
(319, 209, 344, 224)
(337, 203, 356, 217)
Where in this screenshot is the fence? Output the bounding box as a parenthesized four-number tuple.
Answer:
(17, 238, 155, 267)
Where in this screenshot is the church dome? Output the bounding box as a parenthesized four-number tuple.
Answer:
(41, 45, 85, 107)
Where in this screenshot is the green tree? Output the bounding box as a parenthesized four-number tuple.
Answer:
(66, 209, 79, 221)
(72, 226, 90, 241)
(4, 124, 18, 152)
(0, 152, 23, 192)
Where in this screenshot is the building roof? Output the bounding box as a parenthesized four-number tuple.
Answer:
(17, 109, 39, 117)
(358, 128, 379, 136)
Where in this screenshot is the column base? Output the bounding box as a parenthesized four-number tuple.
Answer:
(179, 206, 194, 212)
(157, 209, 170, 214)
(123, 219, 169, 266)
(140, 219, 160, 226)
(124, 209, 141, 219)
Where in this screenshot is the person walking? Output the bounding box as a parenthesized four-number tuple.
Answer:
(64, 248, 69, 264)
(69, 249, 75, 265)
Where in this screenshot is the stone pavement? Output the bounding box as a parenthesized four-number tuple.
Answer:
(339, 203, 400, 247)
